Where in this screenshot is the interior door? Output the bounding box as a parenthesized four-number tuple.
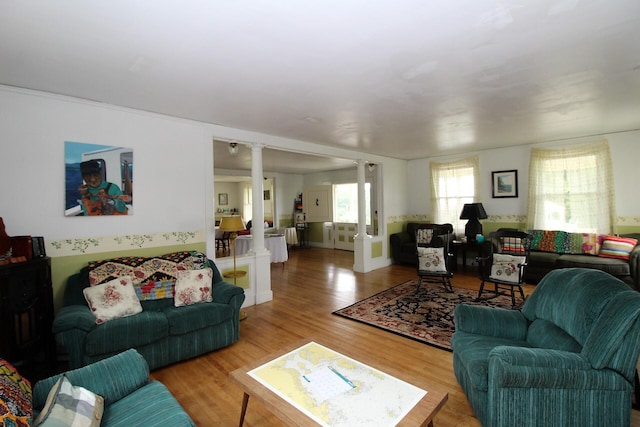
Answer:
(333, 223, 356, 251)
(303, 185, 333, 223)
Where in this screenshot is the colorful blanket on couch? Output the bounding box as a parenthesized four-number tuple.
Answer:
(529, 230, 601, 255)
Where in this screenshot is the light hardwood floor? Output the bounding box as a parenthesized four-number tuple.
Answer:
(151, 247, 640, 426)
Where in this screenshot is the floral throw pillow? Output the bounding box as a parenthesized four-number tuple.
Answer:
(174, 268, 213, 307)
(417, 247, 447, 273)
(490, 253, 526, 283)
(83, 276, 143, 324)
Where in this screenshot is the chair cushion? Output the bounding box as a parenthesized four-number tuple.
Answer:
(85, 311, 168, 356)
(556, 254, 630, 277)
(526, 319, 582, 352)
(490, 254, 525, 283)
(165, 302, 233, 335)
(417, 247, 446, 272)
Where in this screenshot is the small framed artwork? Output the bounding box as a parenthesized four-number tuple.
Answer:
(218, 193, 228, 205)
(492, 170, 518, 198)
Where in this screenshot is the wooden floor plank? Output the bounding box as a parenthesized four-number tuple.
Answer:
(151, 247, 639, 426)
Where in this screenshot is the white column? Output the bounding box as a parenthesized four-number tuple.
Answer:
(355, 160, 369, 238)
(354, 160, 372, 273)
(250, 143, 273, 304)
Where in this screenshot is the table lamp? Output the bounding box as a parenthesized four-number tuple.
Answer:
(459, 203, 488, 242)
(218, 215, 248, 320)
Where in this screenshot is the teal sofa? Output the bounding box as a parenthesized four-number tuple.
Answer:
(54, 258, 245, 370)
(452, 268, 640, 427)
(33, 349, 195, 426)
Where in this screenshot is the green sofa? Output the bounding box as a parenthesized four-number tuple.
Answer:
(32, 349, 195, 426)
(452, 268, 640, 427)
(54, 258, 245, 370)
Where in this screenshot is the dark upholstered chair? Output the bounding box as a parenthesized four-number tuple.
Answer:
(452, 268, 640, 427)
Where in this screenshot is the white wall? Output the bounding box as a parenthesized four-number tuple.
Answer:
(0, 87, 210, 240)
(407, 132, 640, 222)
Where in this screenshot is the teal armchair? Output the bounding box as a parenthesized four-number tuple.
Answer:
(33, 349, 195, 426)
(452, 268, 640, 426)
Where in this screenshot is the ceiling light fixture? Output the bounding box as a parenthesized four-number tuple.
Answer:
(228, 142, 239, 156)
(368, 163, 376, 172)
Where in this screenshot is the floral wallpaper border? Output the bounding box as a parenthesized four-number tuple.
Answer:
(48, 230, 204, 257)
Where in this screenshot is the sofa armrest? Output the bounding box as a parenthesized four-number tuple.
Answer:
(454, 304, 528, 341)
(53, 305, 96, 333)
(628, 244, 640, 290)
(33, 349, 150, 409)
(212, 280, 245, 305)
(489, 346, 630, 390)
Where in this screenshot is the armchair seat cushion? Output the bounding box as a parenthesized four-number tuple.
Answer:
(85, 311, 168, 356)
(164, 302, 233, 335)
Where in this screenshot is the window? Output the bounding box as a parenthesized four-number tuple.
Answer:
(333, 183, 371, 224)
(430, 156, 479, 236)
(527, 141, 615, 234)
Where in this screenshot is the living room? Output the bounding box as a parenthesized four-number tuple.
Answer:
(2, 2, 640, 425)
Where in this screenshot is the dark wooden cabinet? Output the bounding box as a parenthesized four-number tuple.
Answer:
(0, 257, 55, 382)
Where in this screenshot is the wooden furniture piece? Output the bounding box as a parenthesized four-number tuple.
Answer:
(415, 223, 454, 292)
(230, 339, 448, 427)
(0, 257, 55, 382)
(451, 239, 487, 270)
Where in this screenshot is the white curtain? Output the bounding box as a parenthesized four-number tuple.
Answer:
(430, 156, 480, 236)
(242, 182, 252, 224)
(527, 140, 615, 234)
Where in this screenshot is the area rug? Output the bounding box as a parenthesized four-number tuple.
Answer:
(332, 280, 514, 351)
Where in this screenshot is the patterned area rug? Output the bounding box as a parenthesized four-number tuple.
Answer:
(333, 280, 514, 351)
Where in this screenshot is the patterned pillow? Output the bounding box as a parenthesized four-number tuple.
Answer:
(490, 253, 526, 283)
(598, 236, 638, 261)
(33, 374, 103, 427)
(174, 268, 213, 307)
(0, 359, 32, 427)
(83, 276, 143, 324)
(416, 229, 433, 245)
(417, 247, 447, 273)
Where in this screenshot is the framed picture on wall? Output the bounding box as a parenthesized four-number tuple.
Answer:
(492, 170, 518, 198)
(218, 193, 228, 205)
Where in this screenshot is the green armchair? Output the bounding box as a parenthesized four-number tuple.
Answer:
(33, 349, 195, 426)
(452, 268, 640, 426)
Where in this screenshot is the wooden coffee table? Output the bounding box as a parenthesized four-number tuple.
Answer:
(229, 340, 448, 426)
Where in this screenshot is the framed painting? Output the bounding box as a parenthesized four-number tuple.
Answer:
(492, 170, 518, 198)
(218, 193, 228, 205)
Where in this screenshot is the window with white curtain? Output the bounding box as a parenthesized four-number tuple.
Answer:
(242, 183, 252, 224)
(430, 156, 479, 236)
(527, 141, 615, 234)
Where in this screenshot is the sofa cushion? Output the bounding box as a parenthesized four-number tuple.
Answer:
(165, 302, 233, 335)
(83, 276, 143, 324)
(599, 236, 638, 261)
(174, 268, 213, 307)
(557, 254, 630, 277)
(490, 254, 526, 283)
(85, 311, 168, 356)
(526, 319, 582, 352)
(0, 359, 32, 426)
(33, 375, 104, 427)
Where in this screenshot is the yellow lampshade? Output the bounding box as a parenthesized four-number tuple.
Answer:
(219, 216, 245, 232)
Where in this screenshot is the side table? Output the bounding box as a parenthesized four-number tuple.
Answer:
(451, 240, 489, 270)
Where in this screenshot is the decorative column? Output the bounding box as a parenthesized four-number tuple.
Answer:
(353, 160, 372, 272)
(250, 143, 273, 304)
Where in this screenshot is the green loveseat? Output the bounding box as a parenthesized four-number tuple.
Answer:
(54, 258, 245, 370)
(33, 349, 195, 426)
(452, 268, 640, 426)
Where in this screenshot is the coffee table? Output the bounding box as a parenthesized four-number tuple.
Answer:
(229, 340, 448, 426)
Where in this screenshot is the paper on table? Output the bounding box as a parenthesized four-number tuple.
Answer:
(302, 366, 356, 401)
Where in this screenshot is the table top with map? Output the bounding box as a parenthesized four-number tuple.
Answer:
(229, 340, 448, 426)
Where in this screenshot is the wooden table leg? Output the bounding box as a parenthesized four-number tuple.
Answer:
(239, 392, 250, 427)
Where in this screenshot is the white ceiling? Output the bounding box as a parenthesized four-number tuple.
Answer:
(1, 1, 639, 173)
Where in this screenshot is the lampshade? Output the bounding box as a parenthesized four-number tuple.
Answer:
(219, 216, 245, 232)
(459, 203, 488, 220)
